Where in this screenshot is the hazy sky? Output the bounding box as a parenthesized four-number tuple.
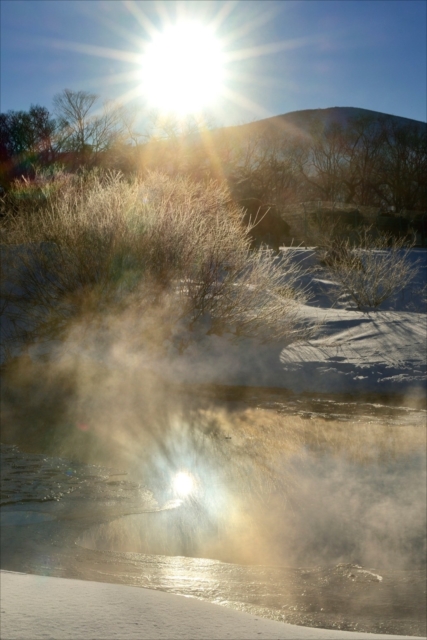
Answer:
(1, 0, 426, 125)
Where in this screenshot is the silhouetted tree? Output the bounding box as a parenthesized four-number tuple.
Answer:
(372, 118, 427, 212)
(339, 115, 386, 205)
(53, 89, 125, 165)
(298, 121, 348, 202)
(0, 105, 56, 186)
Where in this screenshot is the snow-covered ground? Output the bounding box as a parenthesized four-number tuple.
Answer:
(154, 305, 426, 398)
(151, 248, 427, 400)
(1, 571, 425, 640)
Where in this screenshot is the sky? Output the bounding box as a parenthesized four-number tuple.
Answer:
(1, 0, 426, 128)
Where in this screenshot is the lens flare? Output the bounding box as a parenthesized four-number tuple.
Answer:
(173, 471, 196, 497)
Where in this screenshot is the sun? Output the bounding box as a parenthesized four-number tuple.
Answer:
(140, 21, 225, 116)
(172, 471, 196, 498)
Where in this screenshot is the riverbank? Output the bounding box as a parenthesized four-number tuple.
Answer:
(2, 571, 425, 640)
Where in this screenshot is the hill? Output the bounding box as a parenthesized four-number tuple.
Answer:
(218, 106, 426, 140)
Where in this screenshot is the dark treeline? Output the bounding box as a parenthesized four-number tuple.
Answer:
(0, 90, 127, 183)
(1, 90, 426, 243)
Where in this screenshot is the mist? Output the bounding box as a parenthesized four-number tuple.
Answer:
(2, 315, 425, 574)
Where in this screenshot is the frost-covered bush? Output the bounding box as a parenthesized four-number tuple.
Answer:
(317, 228, 418, 310)
(1, 171, 312, 353)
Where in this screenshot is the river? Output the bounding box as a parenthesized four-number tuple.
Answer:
(1, 388, 426, 636)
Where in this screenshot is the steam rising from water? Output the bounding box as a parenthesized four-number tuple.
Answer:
(1, 325, 426, 572)
(75, 447, 425, 571)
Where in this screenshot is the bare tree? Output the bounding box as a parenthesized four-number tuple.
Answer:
(225, 128, 305, 210)
(339, 115, 385, 206)
(53, 89, 125, 162)
(298, 121, 348, 203)
(373, 118, 427, 212)
(53, 89, 97, 155)
(298, 114, 427, 212)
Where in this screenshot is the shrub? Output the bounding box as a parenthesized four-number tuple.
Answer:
(317, 228, 418, 310)
(1, 171, 312, 355)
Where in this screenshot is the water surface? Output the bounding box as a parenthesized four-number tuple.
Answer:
(1, 392, 426, 636)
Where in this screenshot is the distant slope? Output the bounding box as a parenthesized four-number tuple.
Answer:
(216, 106, 426, 140)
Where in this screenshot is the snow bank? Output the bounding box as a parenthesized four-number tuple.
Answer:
(146, 249, 426, 398)
(148, 305, 426, 398)
(1, 571, 424, 640)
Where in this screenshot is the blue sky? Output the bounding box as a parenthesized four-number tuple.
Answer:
(1, 0, 426, 125)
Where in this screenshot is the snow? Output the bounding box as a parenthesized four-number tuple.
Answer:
(139, 248, 426, 398)
(1, 571, 424, 640)
(153, 305, 426, 397)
